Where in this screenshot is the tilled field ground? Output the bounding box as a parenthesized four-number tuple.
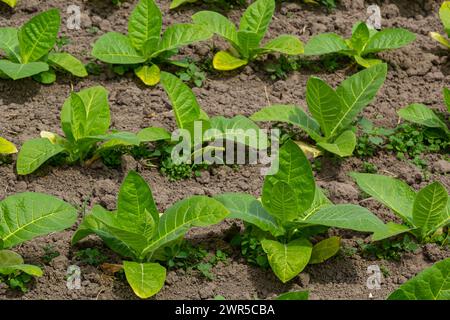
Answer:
(0, 0, 449, 300)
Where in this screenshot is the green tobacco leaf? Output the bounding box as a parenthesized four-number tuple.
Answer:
(306, 77, 341, 138)
(92, 32, 146, 64)
(372, 222, 412, 242)
(331, 63, 387, 136)
(61, 86, 110, 141)
(137, 127, 171, 142)
(206, 115, 264, 149)
(440, 2, 450, 36)
(412, 182, 448, 236)
(16, 138, 65, 175)
(444, 88, 450, 112)
(275, 291, 309, 300)
(170, 0, 198, 9)
(192, 11, 238, 45)
(155, 24, 212, 56)
(398, 104, 448, 132)
(0, 192, 77, 249)
(160, 71, 202, 129)
(123, 261, 166, 299)
(269, 181, 300, 224)
(239, 0, 275, 44)
(304, 33, 349, 56)
(306, 204, 386, 233)
(350, 173, 416, 224)
(302, 187, 332, 219)
(0, 60, 49, 80)
(262, 238, 312, 283)
(212, 51, 247, 71)
(128, 0, 162, 54)
(262, 140, 316, 220)
(0, 137, 17, 154)
(117, 171, 159, 236)
(135, 64, 160, 86)
(33, 69, 56, 84)
(309, 236, 340, 264)
(19, 9, 60, 63)
(350, 22, 370, 54)
(354, 55, 383, 68)
(214, 193, 284, 237)
(236, 30, 259, 58)
(47, 52, 88, 77)
(388, 258, 450, 300)
(0, 28, 20, 61)
(0, 250, 42, 276)
(142, 196, 229, 256)
(262, 35, 304, 55)
(363, 28, 416, 55)
(317, 130, 356, 157)
(251, 105, 322, 141)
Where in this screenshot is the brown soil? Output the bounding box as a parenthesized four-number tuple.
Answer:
(0, 0, 449, 300)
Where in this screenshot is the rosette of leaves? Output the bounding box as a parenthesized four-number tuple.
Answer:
(388, 257, 450, 300)
(91, 0, 212, 86)
(0, 9, 87, 83)
(304, 21, 416, 68)
(215, 140, 387, 283)
(397, 87, 450, 143)
(251, 63, 387, 157)
(0, 137, 17, 155)
(72, 171, 229, 298)
(431, 1, 450, 49)
(0, 192, 77, 290)
(16, 86, 171, 175)
(351, 173, 449, 243)
(192, 0, 304, 71)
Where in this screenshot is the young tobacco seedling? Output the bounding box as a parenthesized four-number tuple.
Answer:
(16, 86, 171, 175)
(91, 0, 212, 86)
(251, 63, 387, 157)
(215, 140, 387, 283)
(304, 21, 416, 68)
(0, 9, 87, 83)
(431, 1, 450, 49)
(192, 0, 304, 71)
(351, 173, 450, 243)
(388, 257, 450, 300)
(72, 171, 229, 298)
(0, 192, 77, 291)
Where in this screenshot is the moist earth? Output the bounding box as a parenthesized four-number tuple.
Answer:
(0, 0, 449, 300)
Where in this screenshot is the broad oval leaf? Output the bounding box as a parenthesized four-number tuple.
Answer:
(0, 60, 49, 80)
(92, 32, 146, 64)
(192, 11, 238, 45)
(19, 9, 60, 63)
(398, 104, 448, 132)
(371, 222, 412, 242)
(268, 181, 299, 224)
(388, 258, 450, 300)
(317, 130, 356, 157)
(309, 236, 340, 264)
(350, 173, 416, 224)
(262, 35, 304, 55)
(128, 0, 162, 54)
(155, 24, 212, 56)
(135, 64, 160, 86)
(262, 140, 316, 220)
(0, 28, 20, 61)
(363, 28, 416, 55)
(123, 261, 166, 299)
(239, 0, 275, 44)
(0, 137, 17, 154)
(137, 127, 171, 142)
(0, 192, 77, 249)
(47, 52, 88, 77)
(0, 250, 43, 276)
(16, 138, 65, 175)
(261, 238, 312, 283)
(236, 30, 260, 58)
(350, 22, 370, 54)
(304, 33, 349, 56)
(412, 182, 448, 236)
(212, 51, 247, 71)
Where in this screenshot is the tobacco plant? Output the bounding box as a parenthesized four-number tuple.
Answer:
(251, 63, 387, 157)
(0, 192, 77, 291)
(215, 140, 387, 283)
(431, 1, 450, 49)
(351, 173, 450, 243)
(0, 9, 87, 83)
(16, 86, 171, 175)
(72, 171, 229, 298)
(388, 257, 450, 300)
(192, 0, 304, 71)
(304, 22, 416, 68)
(91, 0, 212, 86)
(0, 137, 17, 156)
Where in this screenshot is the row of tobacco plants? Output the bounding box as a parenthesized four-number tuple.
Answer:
(0, 0, 449, 300)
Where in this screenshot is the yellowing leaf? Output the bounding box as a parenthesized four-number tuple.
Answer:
(294, 141, 323, 158)
(40, 131, 58, 144)
(430, 32, 450, 49)
(135, 64, 161, 86)
(0, 137, 17, 154)
(1, 0, 17, 8)
(213, 51, 247, 71)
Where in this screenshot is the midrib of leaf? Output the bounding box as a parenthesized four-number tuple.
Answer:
(329, 72, 378, 137)
(417, 187, 441, 233)
(22, 20, 56, 63)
